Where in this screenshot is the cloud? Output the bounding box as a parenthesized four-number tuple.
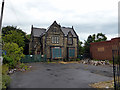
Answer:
(1, 0, 118, 41)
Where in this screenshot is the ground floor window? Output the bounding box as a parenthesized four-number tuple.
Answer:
(51, 47, 62, 59)
(68, 48, 75, 58)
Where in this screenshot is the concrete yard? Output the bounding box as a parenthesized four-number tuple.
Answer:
(9, 62, 113, 88)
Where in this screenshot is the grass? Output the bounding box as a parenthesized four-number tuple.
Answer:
(89, 80, 114, 88)
(0, 65, 2, 90)
(109, 60, 113, 64)
(90, 78, 120, 89)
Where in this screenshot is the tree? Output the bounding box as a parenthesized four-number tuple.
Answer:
(2, 26, 30, 54)
(83, 35, 93, 58)
(96, 33, 107, 42)
(78, 40, 84, 55)
(83, 33, 107, 58)
(3, 42, 24, 68)
(2, 30, 25, 47)
(26, 34, 31, 40)
(2, 26, 26, 37)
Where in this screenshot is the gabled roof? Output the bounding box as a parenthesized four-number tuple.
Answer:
(31, 21, 78, 38)
(61, 27, 77, 37)
(32, 27, 46, 37)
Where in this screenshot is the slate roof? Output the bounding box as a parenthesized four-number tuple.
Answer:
(61, 27, 77, 37)
(32, 25, 77, 38)
(32, 27, 46, 37)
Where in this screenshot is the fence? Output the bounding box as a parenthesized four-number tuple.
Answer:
(20, 55, 47, 63)
(112, 48, 120, 90)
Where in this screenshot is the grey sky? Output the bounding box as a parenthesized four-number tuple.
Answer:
(1, 0, 118, 42)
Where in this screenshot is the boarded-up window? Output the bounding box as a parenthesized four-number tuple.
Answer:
(52, 47, 62, 58)
(68, 48, 75, 57)
(98, 47, 104, 52)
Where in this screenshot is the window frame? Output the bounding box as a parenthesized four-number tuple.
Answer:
(52, 36, 59, 44)
(67, 36, 73, 45)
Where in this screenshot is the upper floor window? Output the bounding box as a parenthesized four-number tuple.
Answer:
(68, 37, 73, 45)
(53, 27, 57, 32)
(52, 36, 59, 44)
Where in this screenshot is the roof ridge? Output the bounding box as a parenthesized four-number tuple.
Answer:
(33, 27, 46, 30)
(61, 27, 72, 29)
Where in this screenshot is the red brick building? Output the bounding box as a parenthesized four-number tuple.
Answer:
(90, 37, 120, 60)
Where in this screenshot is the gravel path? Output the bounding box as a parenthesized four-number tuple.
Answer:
(9, 63, 113, 88)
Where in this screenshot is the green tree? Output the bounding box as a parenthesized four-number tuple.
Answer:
(26, 34, 31, 40)
(96, 33, 107, 42)
(2, 26, 26, 37)
(78, 40, 84, 55)
(83, 35, 93, 58)
(2, 26, 30, 54)
(2, 30, 25, 47)
(83, 33, 107, 58)
(3, 42, 24, 68)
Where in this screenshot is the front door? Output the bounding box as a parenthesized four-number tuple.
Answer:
(51, 47, 62, 59)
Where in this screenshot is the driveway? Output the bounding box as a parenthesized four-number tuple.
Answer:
(9, 63, 113, 88)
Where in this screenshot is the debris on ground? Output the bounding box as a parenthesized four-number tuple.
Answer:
(89, 80, 114, 88)
(81, 59, 112, 66)
(58, 61, 80, 64)
(8, 65, 32, 74)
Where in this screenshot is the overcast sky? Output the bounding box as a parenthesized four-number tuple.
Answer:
(0, 0, 119, 42)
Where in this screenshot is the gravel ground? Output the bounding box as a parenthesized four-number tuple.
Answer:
(9, 62, 113, 88)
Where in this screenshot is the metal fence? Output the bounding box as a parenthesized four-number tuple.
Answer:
(20, 55, 47, 63)
(112, 49, 120, 90)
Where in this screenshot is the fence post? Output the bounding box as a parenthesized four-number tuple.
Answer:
(112, 50, 116, 90)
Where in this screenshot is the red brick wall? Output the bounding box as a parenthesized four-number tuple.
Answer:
(90, 37, 120, 60)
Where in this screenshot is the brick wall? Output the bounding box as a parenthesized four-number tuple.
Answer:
(90, 37, 120, 60)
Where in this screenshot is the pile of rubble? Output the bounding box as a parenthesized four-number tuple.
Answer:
(81, 59, 112, 66)
(8, 66, 32, 74)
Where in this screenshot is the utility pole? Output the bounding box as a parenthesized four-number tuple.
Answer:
(0, 0, 4, 66)
(0, 0, 4, 31)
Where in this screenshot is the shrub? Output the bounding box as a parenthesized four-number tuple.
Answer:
(3, 42, 24, 68)
(1, 65, 11, 89)
(3, 55, 15, 69)
(76, 58, 81, 61)
(19, 63, 25, 69)
(2, 65, 9, 75)
(2, 75, 11, 89)
(19, 63, 28, 70)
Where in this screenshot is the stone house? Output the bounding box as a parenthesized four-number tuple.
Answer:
(29, 21, 79, 60)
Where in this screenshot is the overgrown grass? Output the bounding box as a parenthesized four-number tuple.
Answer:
(1, 65, 11, 89)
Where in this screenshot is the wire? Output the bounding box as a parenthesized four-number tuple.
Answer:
(6, 0, 22, 26)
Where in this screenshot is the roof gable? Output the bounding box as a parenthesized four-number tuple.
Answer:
(46, 21, 64, 35)
(61, 27, 77, 37)
(31, 21, 78, 38)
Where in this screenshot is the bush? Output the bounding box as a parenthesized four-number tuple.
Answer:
(1, 65, 11, 89)
(3, 55, 15, 69)
(2, 65, 9, 75)
(2, 75, 11, 89)
(19, 63, 25, 69)
(3, 42, 24, 68)
(19, 63, 28, 70)
(76, 58, 81, 61)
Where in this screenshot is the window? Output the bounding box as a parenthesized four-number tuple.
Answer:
(53, 27, 57, 32)
(69, 48, 75, 57)
(68, 37, 73, 44)
(52, 36, 59, 44)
